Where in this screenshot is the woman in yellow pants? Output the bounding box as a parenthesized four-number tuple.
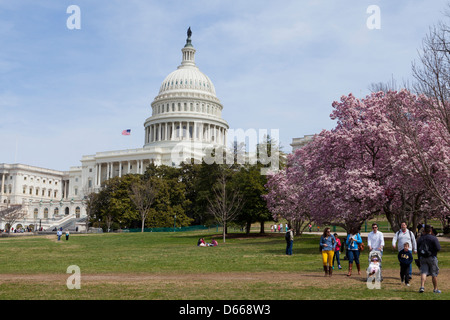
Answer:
(320, 227, 336, 276)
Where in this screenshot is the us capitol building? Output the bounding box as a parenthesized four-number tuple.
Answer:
(0, 29, 229, 232)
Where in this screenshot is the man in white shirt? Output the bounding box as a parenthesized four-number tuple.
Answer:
(392, 222, 417, 279)
(368, 223, 385, 279)
(368, 223, 385, 252)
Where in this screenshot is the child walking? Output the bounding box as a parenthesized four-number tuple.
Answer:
(332, 233, 342, 270)
(398, 242, 413, 286)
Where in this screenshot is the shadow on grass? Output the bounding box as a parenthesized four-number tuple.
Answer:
(175, 231, 287, 242)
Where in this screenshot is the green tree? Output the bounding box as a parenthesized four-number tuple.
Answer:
(188, 161, 223, 224)
(144, 165, 193, 228)
(92, 175, 141, 231)
(233, 164, 272, 234)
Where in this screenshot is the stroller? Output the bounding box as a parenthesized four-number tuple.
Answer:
(367, 250, 382, 283)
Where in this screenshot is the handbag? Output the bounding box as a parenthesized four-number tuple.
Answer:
(358, 242, 365, 251)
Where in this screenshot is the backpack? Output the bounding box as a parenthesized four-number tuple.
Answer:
(418, 239, 432, 258)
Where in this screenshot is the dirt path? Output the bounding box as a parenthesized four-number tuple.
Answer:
(1, 269, 449, 290)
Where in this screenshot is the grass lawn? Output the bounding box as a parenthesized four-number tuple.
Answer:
(0, 231, 449, 300)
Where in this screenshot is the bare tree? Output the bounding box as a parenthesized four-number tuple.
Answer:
(369, 75, 399, 93)
(130, 178, 158, 232)
(82, 186, 98, 233)
(0, 205, 26, 233)
(408, 18, 450, 211)
(207, 166, 244, 243)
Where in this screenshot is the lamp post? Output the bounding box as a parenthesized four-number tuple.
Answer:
(174, 214, 176, 232)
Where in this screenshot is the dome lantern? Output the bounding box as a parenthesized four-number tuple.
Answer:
(181, 27, 195, 67)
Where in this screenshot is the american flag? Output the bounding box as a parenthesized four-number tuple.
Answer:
(122, 129, 131, 135)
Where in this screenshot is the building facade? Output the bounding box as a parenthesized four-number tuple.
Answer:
(0, 29, 228, 232)
(0, 163, 83, 231)
(290, 135, 314, 152)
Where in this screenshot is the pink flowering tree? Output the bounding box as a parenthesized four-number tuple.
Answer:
(387, 92, 450, 214)
(266, 90, 446, 233)
(264, 161, 311, 235)
(383, 90, 449, 229)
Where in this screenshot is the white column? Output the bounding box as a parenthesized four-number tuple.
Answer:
(96, 164, 100, 185)
(193, 122, 197, 141)
(187, 122, 190, 139)
(224, 128, 227, 147)
(119, 161, 122, 177)
(128, 161, 131, 174)
(171, 122, 175, 140)
(181, 122, 185, 140)
(165, 122, 168, 141)
(1, 174, 4, 194)
(200, 123, 204, 141)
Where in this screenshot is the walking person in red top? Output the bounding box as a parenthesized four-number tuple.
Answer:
(332, 233, 342, 270)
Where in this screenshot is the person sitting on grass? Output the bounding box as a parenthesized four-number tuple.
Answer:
(197, 238, 207, 247)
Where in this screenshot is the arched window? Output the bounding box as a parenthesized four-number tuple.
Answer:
(76, 206, 81, 218)
(44, 208, 48, 219)
(33, 208, 38, 219)
(54, 207, 59, 216)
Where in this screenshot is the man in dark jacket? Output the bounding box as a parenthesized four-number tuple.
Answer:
(285, 224, 294, 255)
(417, 225, 441, 293)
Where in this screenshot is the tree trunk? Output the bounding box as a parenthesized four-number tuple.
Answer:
(260, 221, 265, 234)
(245, 221, 251, 234)
(223, 221, 227, 243)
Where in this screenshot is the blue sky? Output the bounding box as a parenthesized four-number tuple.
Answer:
(1, 0, 449, 171)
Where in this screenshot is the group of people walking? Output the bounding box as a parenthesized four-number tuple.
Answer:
(286, 222, 441, 293)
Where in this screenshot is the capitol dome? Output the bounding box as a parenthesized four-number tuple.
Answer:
(154, 29, 218, 101)
(158, 66, 216, 96)
(143, 28, 229, 158)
